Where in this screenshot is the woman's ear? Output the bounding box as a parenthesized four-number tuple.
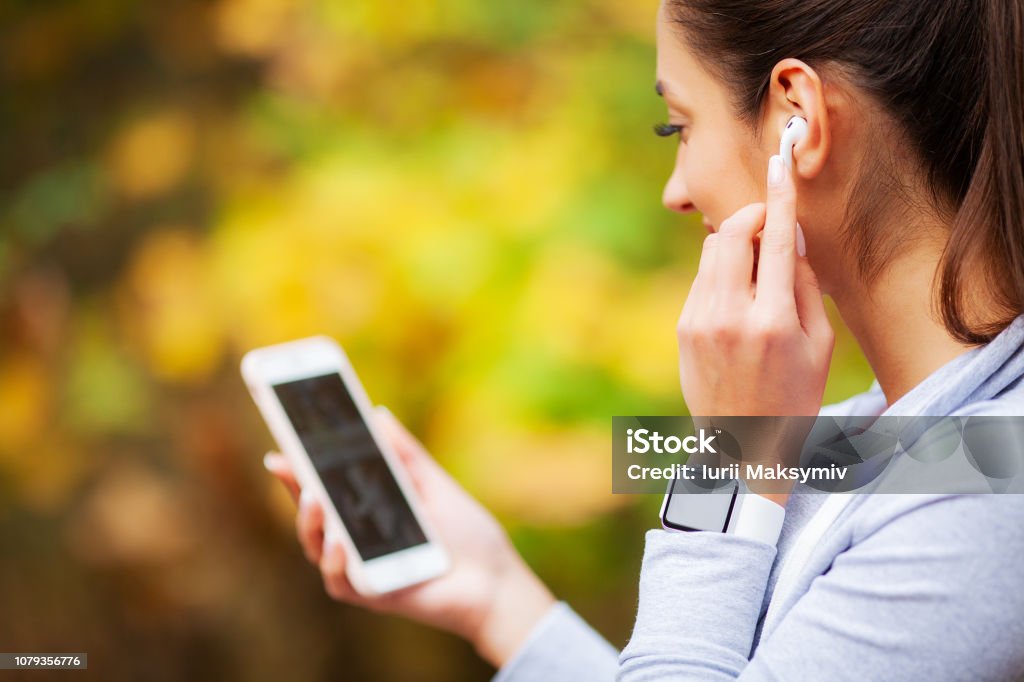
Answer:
(768, 58, 831, 180)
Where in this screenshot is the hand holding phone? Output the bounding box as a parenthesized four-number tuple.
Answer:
(261, 400, 557, 669)
(243, 336, 449, 594)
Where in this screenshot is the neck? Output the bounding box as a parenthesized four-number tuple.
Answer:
(831, 245, 975, 407)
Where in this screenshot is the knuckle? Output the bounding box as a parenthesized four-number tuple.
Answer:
(677, 305, 707, 340)
(759, 235, 793, 256)
(301, 539, 319, 564)
(719, 204, 766, 238)
(717, 216, 746, 237)
(731, 203, 766, 227)
(708, 317, 741, 344)
(298, 509, 315, 536)
(320, 553, 343, 582)
(323, 573, 344, 601)
(717, 218, 738, 235)
(691, 327, 712, 346)
(772, 181, 796, 200)
(679, 320, 703, 344)
(752, 311, 788, 342)
(676, 317, 689, 340)
(677, 302, 690, 325)
(677, 319, 699, 345)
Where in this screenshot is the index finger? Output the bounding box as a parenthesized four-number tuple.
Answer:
(755, 154, 797, 306)
(713, 202, 767, 302)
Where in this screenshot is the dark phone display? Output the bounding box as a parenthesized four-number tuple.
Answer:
(273, 374, 427, 561)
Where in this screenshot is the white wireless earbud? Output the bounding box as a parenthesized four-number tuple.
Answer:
(779, 116, 808, 173)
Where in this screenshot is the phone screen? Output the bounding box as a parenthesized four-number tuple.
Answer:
(273, 373, 428, 561)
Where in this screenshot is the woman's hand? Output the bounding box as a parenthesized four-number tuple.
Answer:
(677, 155, 834, 498)
(678, 154, 833, 416)
(263, 406, 555, 669)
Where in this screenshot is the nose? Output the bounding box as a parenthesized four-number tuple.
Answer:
(662, 167, 696, 216)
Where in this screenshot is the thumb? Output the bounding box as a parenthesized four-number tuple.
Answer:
(793, 255, 833, 347)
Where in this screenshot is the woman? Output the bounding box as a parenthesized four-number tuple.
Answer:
(265, 0, 1024, 678)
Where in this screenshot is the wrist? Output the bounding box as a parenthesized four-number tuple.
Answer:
(751, 491, 790, 508)
(473, 555, 556, 669)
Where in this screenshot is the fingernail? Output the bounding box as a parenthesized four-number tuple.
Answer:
(796, 221, 807, 257)
(768, 154, 785, 186)
(263, 453, 275, 471)
(376, 405, 395, 422)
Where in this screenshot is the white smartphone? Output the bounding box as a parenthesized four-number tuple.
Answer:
(241, 336, 449, 595)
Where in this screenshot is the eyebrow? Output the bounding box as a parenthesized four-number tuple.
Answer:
(655, 80, 693, 114)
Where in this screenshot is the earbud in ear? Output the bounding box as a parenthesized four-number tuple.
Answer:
(779, 116, 808, 173)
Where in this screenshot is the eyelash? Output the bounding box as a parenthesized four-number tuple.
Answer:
(653, 122, 685, 139)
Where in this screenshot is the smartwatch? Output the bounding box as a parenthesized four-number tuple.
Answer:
(659, 474, 786, 546)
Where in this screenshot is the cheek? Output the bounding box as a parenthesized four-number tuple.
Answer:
(685, 141, 762, 224)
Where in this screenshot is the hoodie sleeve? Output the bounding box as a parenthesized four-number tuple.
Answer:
(619, 529, 778, 679)
(619, 494, 1024, 681)
(491, 601, 618, 682)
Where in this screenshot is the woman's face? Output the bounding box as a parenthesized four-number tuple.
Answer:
(654, 8, 771, 234)
(654, 4, 870, 298)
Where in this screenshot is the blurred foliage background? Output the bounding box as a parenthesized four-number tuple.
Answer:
(0, 0, 872, 679)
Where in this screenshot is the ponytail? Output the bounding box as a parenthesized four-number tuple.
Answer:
(938, 0, 1024, 343)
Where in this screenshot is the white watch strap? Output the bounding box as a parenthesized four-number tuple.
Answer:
(725, 488, 786, 546)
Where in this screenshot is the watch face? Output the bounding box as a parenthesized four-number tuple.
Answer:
(661, 477, 739, 532)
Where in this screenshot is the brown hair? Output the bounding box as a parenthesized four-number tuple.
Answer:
(666, 0, 1024, 344)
